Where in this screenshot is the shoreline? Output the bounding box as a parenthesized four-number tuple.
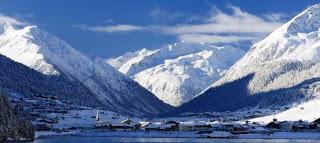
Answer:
(35, 130, 320, 140)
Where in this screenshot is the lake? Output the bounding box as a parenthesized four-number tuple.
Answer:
(33, 136, 320, 143)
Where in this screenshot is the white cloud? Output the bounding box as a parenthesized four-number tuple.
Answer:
(0, 13, 28, 26)
(78, 24, 145, 33)
(163, 6, 283, 34)
(263, 12, 290, 22)
(179, 34, 256, 44)
(159, 6, 285, 44)
(78, 5, 286, 44)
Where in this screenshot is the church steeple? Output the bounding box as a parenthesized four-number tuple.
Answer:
(96, 110, 101, 123)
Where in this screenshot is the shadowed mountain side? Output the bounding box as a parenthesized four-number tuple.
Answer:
(171, 73, 319, 115)
(0, 54, 105, 108)
(0, 54, 173, 117)
(0, 24, 173, 117)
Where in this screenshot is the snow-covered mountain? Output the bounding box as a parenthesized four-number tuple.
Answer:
(109, 42, 243, 76)
(212, 4, 320, 93)
(107, 48, 154, 70)
(0, 23, 172, 117)
(176, 4, 320, 114)
(108, 42, 245, 106)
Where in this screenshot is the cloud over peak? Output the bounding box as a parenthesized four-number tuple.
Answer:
(0, 13, 28, 26)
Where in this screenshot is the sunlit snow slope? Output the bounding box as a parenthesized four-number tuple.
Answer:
(108, 42, 245, 106)
(250, 97, 320, 123)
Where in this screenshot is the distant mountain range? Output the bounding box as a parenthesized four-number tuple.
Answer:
(108, 42, 245, 106)
(0, 23, 172, 117)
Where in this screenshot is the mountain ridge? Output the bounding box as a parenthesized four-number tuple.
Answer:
(108, 42, 245, 106)
(0, 23, 172, 117)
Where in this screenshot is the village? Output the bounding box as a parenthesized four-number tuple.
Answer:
(6, 92, 320, 139)
(93, 110, 320, 138)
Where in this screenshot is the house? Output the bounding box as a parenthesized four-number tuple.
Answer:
(292, 120, 309, 131)
(180, 122, 212, 131)
(312, 118, 320, 124)
(266, 121, 281, 129)
(309, 118, 320, 129)
(161, 124, 176, 131)
(133, 123, 142, 130)
(279, 121, 293, 131)
(144, 122, 177, 131)
(121, 118, 134, 125)
(95, 122, 111, 129)
(220, 122, 241, 132)
(193, 122, 213, 131)
(144, 123, 163, 131)
(110, 123, 133, 131)
(140, 122, 151, 129)
(165, 121, 180, 131)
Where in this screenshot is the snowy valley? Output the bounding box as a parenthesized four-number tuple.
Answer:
(2, 2, 320, 142)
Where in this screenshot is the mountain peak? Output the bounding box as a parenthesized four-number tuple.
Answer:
(21, 25, 40, 36)
(113, 43, 245, 106)
(3, 22, 14, 33)
(285, 3, 320, 34)
(235, 3, 320, 67)
(23, 25, 38, 31)
(0, 23, 172, 116)
(196, 3, 320, 112)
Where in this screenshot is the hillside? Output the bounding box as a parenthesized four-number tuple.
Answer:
(0, 23, 172, 117)
(175, 4, 320, 115)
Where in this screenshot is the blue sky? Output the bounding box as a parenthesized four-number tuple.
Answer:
(0, 0, 319, 58)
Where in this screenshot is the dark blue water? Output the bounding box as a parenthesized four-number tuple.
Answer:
(33, 136, 320, 143)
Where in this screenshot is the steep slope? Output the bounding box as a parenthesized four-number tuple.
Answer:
(0, 23, 172, 116)
(176, 4, 320, 114)
(212, 3, 320, 93)
(0, 53, 103, 108)
(107, 48, 153, 70)
(132, 46, 245, 106)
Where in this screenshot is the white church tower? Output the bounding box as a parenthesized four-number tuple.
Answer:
(96, 110, 101, 124)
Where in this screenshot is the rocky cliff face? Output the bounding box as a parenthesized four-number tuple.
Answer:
(0, 92, 34, 141)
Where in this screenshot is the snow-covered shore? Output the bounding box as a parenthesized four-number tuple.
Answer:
(35, 130, 320, 140)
